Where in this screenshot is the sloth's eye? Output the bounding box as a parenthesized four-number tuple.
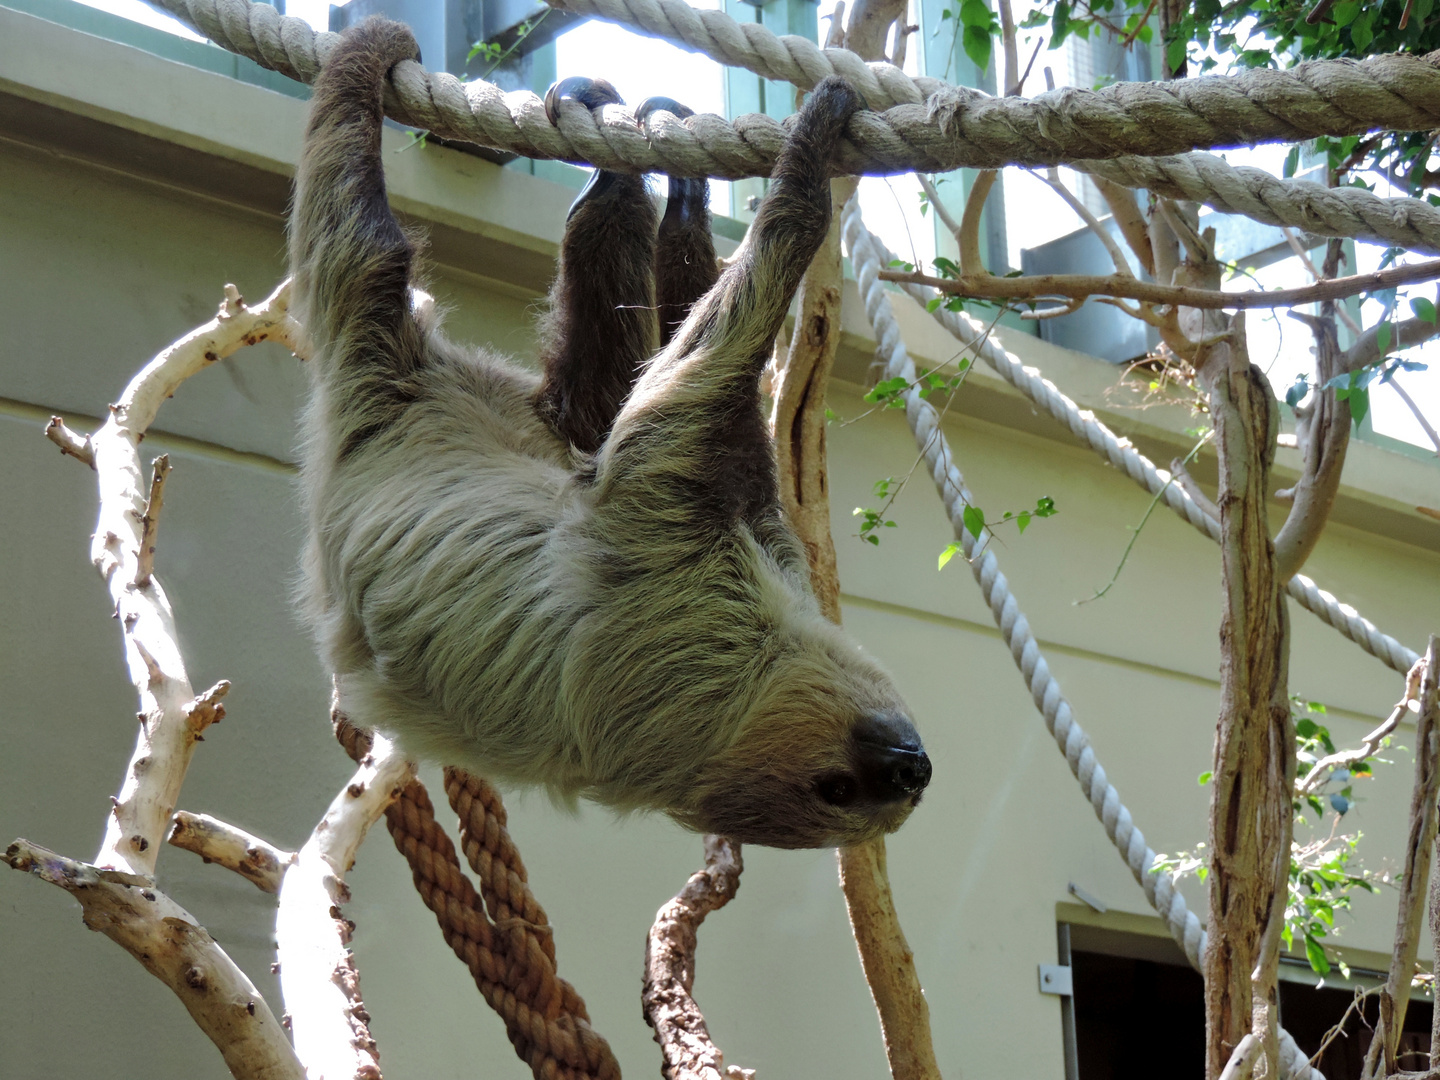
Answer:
(817, 773, 859, 807)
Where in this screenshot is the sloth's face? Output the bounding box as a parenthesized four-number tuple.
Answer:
(676, 630, 932, 849)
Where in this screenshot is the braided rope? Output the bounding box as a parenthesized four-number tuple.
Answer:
(548, 0, 1440, 254)
(335, 721, 620, 1080)
(858, 231, 1421, 675)
(143, 0, 1440, 181)
(1078, 152, 1440, 256)
(842, 197, 1323, 1080)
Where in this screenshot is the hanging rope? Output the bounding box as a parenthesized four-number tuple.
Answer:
(842, 196, 1323, 1080)
(142, 0, 1440, 182)
(335, 719, 620, 1080)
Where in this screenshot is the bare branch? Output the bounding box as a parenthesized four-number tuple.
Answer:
(134, 454, 172, 589)
(1274, 315, 1349, 583)
(1390, 376, 1440, 454)
(824, 1, 847, 48)
(1094, 177, 1156, 277)
(90, 278, 298, 878)
(957, 170, 999, 276)
(1282, 227, 1360, 334)
(1297, 658, 1425, 797)
(1036, 170, 1134, 277)
(4, 839, 302, 1079)
(1364, 638, 1440, 1080)
(45, 416, 94, 468)
(879, 257, 1440, 311)
(997, 0, 1020, 96)
(837, 840, 942, 1080)
(643, 836, 751, 1080)
(771, 177, 857, 617)
(1343, 316, 1440, 371)
(1220, 1034, 1263, 1080)
(842, 0, 908, 66)
(168, 812, 295, 894)
(918, 174, 963, 240)
(1171, 456, 1221, 523)
(276, 730, 416, 1080)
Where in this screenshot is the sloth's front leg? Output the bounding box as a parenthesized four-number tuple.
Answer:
(636, 96, 720, 348)
(595, 77, 863, 533)
(535, 77, 659, 454)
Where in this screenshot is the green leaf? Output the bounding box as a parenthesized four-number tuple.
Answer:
(1284, 374, 1310, 408)
(1051, 0, 1072, 47)
(1305, 935, 1331, 975)
(1411, 296, 1437, 324)
(1198, 770, 1213, 786)
(1283, 145, 1301, 179)
(1166, 34, 1187, 73)
(962, 23, 992, 70)
(1016, 511, 1031, 534)
(962, 504, 985, 539)
(938, 542, 961, 570)
(1376, 321, 1393, 355)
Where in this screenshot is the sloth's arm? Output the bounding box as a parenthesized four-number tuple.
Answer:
(595, 78, 860, 533)
(289, 19, 426, 455)
(535, 169, 659, 454)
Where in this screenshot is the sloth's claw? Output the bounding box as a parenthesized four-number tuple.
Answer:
(634, 96, 695, 126)
(544, 76, 625, 126)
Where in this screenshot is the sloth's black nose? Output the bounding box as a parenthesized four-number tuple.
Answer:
(853, 714, 932, 800)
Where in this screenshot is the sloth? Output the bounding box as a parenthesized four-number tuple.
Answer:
(290, 17, 932, 848)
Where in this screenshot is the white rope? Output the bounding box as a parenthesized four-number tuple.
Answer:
(843, 196, 1324, 1080)
(141, 0, 1440, 223)
(858, 230, 1421, 676)
(549, 0, 1440, 254)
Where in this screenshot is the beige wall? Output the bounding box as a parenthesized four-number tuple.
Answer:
(3, 7, 1439, 1079)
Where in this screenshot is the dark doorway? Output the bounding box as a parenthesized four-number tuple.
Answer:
(1066, 934, 1433, 1079)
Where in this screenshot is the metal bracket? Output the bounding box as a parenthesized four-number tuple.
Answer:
(1038, 963, 1073, 997)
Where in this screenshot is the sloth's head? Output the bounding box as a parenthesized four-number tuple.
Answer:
(675, 623, 931, 849)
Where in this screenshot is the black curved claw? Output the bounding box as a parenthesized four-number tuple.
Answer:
(544, 76, 625, 126)
(634, 95, 695, 126)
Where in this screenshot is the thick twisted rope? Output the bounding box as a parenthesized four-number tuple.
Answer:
(858, 229, 1422, 674)
(335, 721, 620, 1080)
(145, 0, 1440, 180)
(549, 0, 1440, 254)
(843, 197, 1323, 1080)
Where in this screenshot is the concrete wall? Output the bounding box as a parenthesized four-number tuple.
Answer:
(3, 7, 1439, 1079)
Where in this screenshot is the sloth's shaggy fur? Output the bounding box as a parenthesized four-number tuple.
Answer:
(291, 18, 928, 848)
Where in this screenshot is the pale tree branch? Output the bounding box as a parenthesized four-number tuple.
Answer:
(1094, 177, 1156, 278)
(1390, 377, 1440, 454)
(642, 836, 752, 1080)
(3, 839, 302, 1078)
(134, 454, 172, 589)
(1296, 658, 1425, 797)
(1197, 312, 1292, 1080)
(168, 811, 296, 894)
(45, 416, 95, 468)
(1274, 313, 1349, 583)
(276, 726, 416, 1080)
(998, 0, 1020, 97)
(1363, 638, 1439, 1080)
(771, 176, 858, 616)
(1220, 1033, 1263, 1080)
(957, 170, 998, 276)
(89, 278, 301, 878)
(1036, 169, 1134, 277)
(878, 257, 1440, 311)
(918, 174, 964, 240)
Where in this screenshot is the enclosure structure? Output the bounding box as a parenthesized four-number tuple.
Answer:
(2, 1, 1439, 1078)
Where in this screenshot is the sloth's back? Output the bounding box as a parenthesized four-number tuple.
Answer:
(305, 337, 602, 782)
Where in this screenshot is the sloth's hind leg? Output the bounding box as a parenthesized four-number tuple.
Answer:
(290, 18, 428, 458)
(636, 97, 720, 349)
(597, 78, 862, 531)
(535, 78, 659, 454)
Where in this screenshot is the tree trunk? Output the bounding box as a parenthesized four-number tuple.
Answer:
(1198, 314, 1293, 1080)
